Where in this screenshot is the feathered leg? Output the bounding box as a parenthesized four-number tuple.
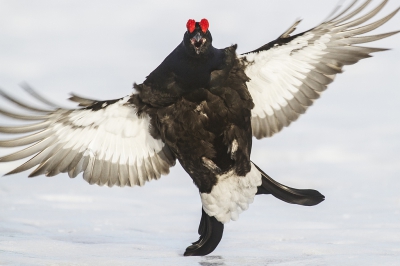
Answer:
(184, 208, 224, 256)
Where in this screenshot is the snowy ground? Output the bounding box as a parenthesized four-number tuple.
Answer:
(1, 0, 400, 265)
(1, 161, 400, 266)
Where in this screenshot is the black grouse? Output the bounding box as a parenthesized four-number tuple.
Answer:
(0, 0, 398, 256)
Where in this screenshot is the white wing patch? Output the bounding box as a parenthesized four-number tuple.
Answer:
(0, 91, 175, 187)
(200, 163, 261, 223)
(241, 1, 399, 139)
(246, 34, 316, 116)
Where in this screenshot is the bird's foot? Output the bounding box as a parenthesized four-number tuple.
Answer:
(184, 208, 224, 256)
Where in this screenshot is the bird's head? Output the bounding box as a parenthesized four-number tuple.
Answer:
(183, 18, 212, 56)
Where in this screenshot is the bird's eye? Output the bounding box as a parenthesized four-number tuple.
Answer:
(186, 19, 196, 33)
(200, 19, 209, 33)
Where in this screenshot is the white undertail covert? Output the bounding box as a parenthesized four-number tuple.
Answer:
(200, 163, 262, 223)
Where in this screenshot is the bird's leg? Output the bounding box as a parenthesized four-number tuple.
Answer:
(184, 208, 224, 256)
(253, 162, 325, 206)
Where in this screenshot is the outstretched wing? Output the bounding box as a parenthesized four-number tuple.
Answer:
(240, 0, 399, 139)
(0, 88, 176, 187)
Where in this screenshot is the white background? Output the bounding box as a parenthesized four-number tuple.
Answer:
(0, 0, 399, 265)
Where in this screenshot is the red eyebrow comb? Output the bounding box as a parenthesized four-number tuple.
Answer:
(200, 19, 209, 33)
(186, 19, 195, 33)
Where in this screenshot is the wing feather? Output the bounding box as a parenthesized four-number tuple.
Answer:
(241, 0, 399, 139)
(0, 90, 176, 187)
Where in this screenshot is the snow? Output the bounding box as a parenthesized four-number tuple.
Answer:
(1, 0, 400, 265)
(1, 162, 400, 265)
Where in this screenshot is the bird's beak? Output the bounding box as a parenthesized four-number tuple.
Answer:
(192, 32, 202, 42)
(191, 32, 206, 54)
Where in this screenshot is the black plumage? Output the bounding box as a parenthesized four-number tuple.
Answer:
(132, 38, 254, 193)
(0, 0, 398, 257)
(130, 20, 321, 255)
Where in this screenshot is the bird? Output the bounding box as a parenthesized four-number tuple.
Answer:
(0, 0, 398, 257)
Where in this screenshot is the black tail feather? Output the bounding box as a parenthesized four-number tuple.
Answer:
(184, 208, 224, 256)
(253, 162, 325, 206)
